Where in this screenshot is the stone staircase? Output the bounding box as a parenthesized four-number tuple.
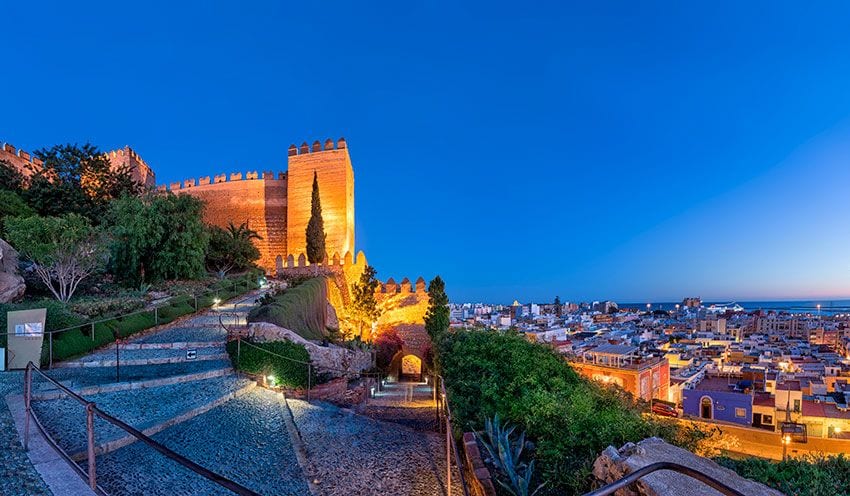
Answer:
(25, 292, 311, 495)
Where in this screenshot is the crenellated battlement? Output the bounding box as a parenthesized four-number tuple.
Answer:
(0, 141, 45, 178)
(163, 170, 287, 191)
(288, 137, 347, 157)
(377, 276, 427, 294)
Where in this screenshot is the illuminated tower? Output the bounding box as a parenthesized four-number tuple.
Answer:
(285, 138, 355, 261)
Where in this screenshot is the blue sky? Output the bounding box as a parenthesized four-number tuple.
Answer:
(2, 2, 850, 303)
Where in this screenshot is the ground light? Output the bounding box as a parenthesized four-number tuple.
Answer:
(267, 375, 277, 387)
(213, 297, 221, 307)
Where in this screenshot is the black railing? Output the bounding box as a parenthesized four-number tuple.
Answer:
(23, 361, 261, 496)
(582, 461, 747, 496)
(436, 375, 470, 496)
(219, 312, 381, 401)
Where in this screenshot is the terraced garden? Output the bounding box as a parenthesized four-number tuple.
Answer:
(6, 289, 459, 496)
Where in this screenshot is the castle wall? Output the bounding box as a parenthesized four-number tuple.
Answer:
(286, 138, 354, 264)
(168, 173, 287, 271)
(105, 146, 156, 188)
(0, 142, 44, 181)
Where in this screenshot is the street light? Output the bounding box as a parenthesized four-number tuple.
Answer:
(781, 434, 791, 461)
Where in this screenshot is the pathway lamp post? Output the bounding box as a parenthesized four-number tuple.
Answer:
(781, 434, 791, 461)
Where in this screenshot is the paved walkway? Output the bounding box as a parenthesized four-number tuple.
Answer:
(7, 291, 465, 496)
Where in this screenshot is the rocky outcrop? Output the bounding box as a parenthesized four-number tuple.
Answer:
(247, 322, 372, 376)
(592, 437, 783, 496)
(0, 238, 25, 303)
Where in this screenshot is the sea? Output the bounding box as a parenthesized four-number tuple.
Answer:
(619, 300, 850, 316)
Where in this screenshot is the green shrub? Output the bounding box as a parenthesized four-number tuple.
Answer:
(0, 299, 85, 348)
(112, 311, 156, 338)
(226, 340, 314, 388)
(69, 295, 146, 318)
(247, 277, 327, 341)
(717, 454, 850, 496)
(440, 330, 683, 494)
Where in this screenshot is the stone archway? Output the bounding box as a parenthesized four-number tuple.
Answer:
(400, 354, 422, 382)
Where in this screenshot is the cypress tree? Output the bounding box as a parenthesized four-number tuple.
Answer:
(424, 275, 450, 345)
(305, 170, 327, 264)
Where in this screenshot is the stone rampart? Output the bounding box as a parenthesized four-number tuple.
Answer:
(168, 172, 288, 271)
(0, 141, 44, 180)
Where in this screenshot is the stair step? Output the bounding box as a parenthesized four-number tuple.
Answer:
(56, 347, 227, 368)
(31, 374, 254, 461)
(94, 389, 310, 496)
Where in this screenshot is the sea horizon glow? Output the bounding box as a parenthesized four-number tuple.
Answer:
(2, 2, 849, 303)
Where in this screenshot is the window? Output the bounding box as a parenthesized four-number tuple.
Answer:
(794, 399, 801, 413)
(762, 415, 773, 425)
(735, 408, 746, 418)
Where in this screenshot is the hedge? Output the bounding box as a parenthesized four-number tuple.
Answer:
(247, 277, 327, 341)
(717, 455, 850, 496)
(1, 272, 262, 366)
(226, 340, 314, 388)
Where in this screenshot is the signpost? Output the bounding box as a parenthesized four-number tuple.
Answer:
(6, 309, 47, 370)
(186, 350, 197, 360)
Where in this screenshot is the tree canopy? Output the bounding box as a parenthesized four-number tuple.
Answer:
(350, 265, 382, 339)
(206, 222, 262, 278)
(108, 193, 209, 285)
(424, 275, 450, 347)
(23, 143, 144, 221)
(305, 170, 326, 264)
(5, 214, 106, 303)
(0, 159, 25, 191)
(0, 190, 35, 236)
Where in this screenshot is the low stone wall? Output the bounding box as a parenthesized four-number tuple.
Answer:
(592, 437, 783, 496)
(247, 322, 372, 377)
(282, 376, 374, 407)
(462, 432, 497, 496)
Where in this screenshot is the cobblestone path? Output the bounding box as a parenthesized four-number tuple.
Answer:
(9, 291, 465, 496)
(287, 380, 463, 496)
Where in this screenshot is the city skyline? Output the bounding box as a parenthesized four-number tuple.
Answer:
(3, 2, 850, 302)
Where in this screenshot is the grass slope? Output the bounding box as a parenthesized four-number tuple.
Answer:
(247, 277, 328, 341)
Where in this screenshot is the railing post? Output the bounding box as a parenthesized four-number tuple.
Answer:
(91, 322, 95, 342)
(23, 364, 31, 451)
(307, 363, 312, 401)
(194, 295, 198, 311)
(85, 403, 97, 490)
(446, 408, 452, 496)
(115, 338, 120, 382)
(154, 307, 158, 325)
(48, 333, 53, 369)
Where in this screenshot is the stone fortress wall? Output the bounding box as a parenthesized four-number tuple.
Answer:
(163, 171, 288, 270)
(1, 140, 155, 188)
(0, 142, 45, 180)
(105, 146, 156, 188)
(165, 137, 354, 274)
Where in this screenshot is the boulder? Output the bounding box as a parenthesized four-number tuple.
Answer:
(247, 322, 372, 377)
(592, 437, 783, 496)
(0, 238, 25, 303)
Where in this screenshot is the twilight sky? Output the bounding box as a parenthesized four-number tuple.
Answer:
(3, 2, 850, 303)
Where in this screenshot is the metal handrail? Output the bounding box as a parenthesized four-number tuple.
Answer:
(582, 461, 747, 496)
(437, 375, 470, 496)
(24, 361, 261, 496)
(2, 274, 259, 368)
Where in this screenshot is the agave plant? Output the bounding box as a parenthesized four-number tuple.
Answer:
(478, 414, 546, 496)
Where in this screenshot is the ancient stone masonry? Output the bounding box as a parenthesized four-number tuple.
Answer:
(0, 142, 44, 181)
(2, 141, 156, 189)
(164, 137, 355, 273)
(105, 146, 156, 188)
(166, 169, 288, 270)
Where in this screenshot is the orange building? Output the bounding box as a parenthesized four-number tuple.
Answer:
(569, 344, 670, 402)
